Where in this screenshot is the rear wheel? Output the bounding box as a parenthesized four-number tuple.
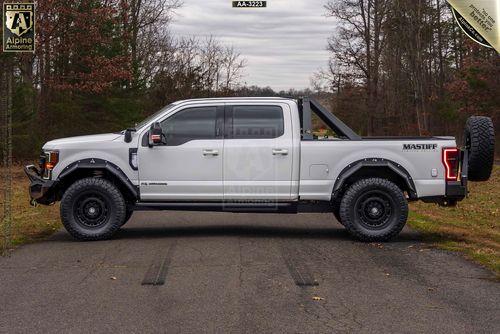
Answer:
(332, 196, 343, 225)
(121, 208, 134, 227)
(339, 178, 408, 241)
(60, 177, 126, 240)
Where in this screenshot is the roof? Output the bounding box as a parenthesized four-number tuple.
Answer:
(173, 97, 295, 105)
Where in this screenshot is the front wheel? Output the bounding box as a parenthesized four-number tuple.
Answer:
(339, 178, 408, 241)
(60, 177, 126, 240)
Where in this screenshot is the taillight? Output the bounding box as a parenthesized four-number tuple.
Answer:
(442, 148, 459, 181)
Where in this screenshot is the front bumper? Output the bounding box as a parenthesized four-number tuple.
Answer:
(24, 165, 58, 205)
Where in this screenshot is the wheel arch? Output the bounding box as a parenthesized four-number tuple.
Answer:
(332, 158, 417, 200)
(55, 158, 139, 202)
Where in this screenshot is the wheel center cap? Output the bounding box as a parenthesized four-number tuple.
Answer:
(88, 207, 96, 215)
(370, 207, 379, 215)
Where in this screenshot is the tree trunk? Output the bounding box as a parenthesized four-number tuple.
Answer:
(130, 0, 142, 89)
(0, 55, 13, 253)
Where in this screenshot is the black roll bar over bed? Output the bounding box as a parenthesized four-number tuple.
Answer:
(298, 97, 361, 140)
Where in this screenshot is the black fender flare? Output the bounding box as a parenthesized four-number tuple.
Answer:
(58, 158, 139, 199)
(332, 158, 417, 198)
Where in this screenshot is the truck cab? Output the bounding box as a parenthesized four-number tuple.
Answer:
(137, 98, 298, 202)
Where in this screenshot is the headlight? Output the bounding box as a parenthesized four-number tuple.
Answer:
(41, 150, 59, 179)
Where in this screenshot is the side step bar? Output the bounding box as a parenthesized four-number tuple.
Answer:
(134, 201, 333, 214)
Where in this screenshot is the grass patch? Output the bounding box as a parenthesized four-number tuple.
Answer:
(0, 166, 61, 252)
(409, 166, 500, 277)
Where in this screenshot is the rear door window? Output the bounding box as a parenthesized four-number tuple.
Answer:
(228, 105, 284, 139)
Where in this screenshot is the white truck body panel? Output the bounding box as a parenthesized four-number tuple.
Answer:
(298, 140, 454, 200)
(43, 134, 139, 185)
(43, 97, 457, 202)
(139, 139, 223, 200)
(223, 101, 294, 201)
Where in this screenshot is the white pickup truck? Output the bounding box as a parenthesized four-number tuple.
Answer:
(25, 97, 495, 241)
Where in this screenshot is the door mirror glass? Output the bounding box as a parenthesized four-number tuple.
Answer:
(148, 122, 164, 147)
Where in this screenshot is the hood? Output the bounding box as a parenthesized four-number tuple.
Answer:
(43, 133, 122, 149)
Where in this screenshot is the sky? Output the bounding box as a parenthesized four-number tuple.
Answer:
(170, 0, 334, 91)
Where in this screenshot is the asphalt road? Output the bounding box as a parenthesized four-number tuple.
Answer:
(1, 212, 499, 333)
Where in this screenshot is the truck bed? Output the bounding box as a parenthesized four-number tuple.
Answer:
(362, 136, 455, 140)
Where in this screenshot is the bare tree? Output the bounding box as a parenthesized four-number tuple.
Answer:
(221, 46, 247, 92)
(146, 36, 246, 108)
(318, 0, 497, 139)
(325, 0, 390, 135)
(126, 0, 183, 89)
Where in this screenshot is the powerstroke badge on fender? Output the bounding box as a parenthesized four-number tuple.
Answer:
(402, 143, 437, 151)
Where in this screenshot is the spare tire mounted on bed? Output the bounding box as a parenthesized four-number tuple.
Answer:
(464, 116, 495, 182)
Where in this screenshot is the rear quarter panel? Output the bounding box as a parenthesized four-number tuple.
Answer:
(299, 139, 456, 200)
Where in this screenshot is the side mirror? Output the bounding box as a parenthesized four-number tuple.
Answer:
(124, 128, 136, 143)
(148, 122, 164, 147)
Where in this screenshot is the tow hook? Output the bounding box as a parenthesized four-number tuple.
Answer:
(30, 199, 38, 207)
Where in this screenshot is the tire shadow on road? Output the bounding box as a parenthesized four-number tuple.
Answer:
(108, 225, 420, 243)
(45, 224, 423, 245)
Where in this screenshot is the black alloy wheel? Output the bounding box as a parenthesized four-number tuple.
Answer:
(60, 177, 126, 240)
(355, 190, 393, 230)
(339, 178, 408, 241)
(74, 191, 110, 228)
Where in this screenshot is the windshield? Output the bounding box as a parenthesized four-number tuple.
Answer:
(134, 103, 176, 130)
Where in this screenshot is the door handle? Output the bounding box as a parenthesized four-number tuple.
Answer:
(203, 149, 219, 156)
(272, 148, 288, 155)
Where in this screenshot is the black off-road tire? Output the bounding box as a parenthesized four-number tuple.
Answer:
(339, 178, 408, 242)
(60, 177, 126, 240)
(464, 116, 495, 181)
(332, 196, 343, 225)
(121, 208, 134, 227)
